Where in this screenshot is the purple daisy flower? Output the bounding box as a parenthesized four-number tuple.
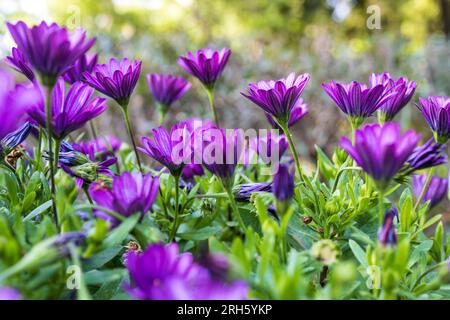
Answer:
(403, 138, 447, 174)
(273, 162, 295, 205)
(412, 174, 448, 208)
(146, 74, 190, 115)
(182, 164, 204, 181)
(242, 73, 310, 124)
(249, 132, 288, 162)
(72, 135, 122, 161)
(5, 47, 35, 82)
(7, 21, 95, 86)
(233, 182, 272, 202)
(0, 287, 22, 300)
(83, 58, 142, 107)
(416, 96, 450, 144)
(378, 207, 398, 246)
(27, 79, 107, 140)
(0, 122, 32, 157)
(265, 98, 308, 129)
(322, 80, 392, 127)
(125, 243, 248, 300)
(340, 122, 420, 189)
(63, 53, 98, 84)
(89, 172, 160, 226)
(178, 48, 231, 89)
(369, 72, 416, 121)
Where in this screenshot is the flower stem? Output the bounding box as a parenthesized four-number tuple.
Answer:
(414, 167, 435, 211)
(122, 108, 143, 174)
(89, 120, 98, 141)
(225, 186, 246, 232)
(279, 122, 306, 184)
(35, 127, 43, 171)
(53, 138, 61, 173)
(378, 189, 384, 225)
(169, 173, 181, 241)
(206, 88, 220, 126)
(45, 85, 58, 227)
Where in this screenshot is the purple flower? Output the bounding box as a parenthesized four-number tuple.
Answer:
(412, 174, 448, 208)
(0, 122, 32, 157)
(378, 207, 398, 246)
(233, 182, 272, 202)
(0, 287, 22, 300)
(146, 73, 190, 108)
(369, 72, 416, 121)
(7, 21, 95, 85)
(89, 172, 160, 226)
(265, 98, 308, 129)
(403, 138, 447, 174)
(178, 48, 231, 89)
(125, 243, 248, 300)
(340, 122, 420, 189)
(182, 164, 204, 180)
(27, 79, 107, 140)
(242, 73, 310, 124)
(63, 53, 98, 84)
(72, 135, 122, 161)
(416, 96, 450, 144)
(273, 163, 295, 202)
(83, 58, 142, 107)
(322, 80, 392, 127)
(5, 47, 35, 82)
(250, 132, 288, 161)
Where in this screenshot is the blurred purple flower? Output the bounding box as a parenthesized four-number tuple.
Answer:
(7, 21, 95, 85)
(125, 243, 248, 300)
(146, 73, 190, 108)
(242, 73, 310, 124)
(89, 172, 160, 226)
(233, 182, 272, 202)
(63, 53, 98, 84)
(73, 135, 122, 161)
(83, 58, 142, 107)
(27, 79, 107, 140)
(404, 138, 447, 173)
(412, 174, 448, 208)
(265, 98, 308, 129)
(250, 132, 288, 161)
(182, 164, 204, 180)
(5, 47, 35, 82)
(417, 96, 450, 144)
(178, 48, 231, 89)
(0, 287, 22, 300)
(369, 72, 416, 121)
(273, 163, 295, 202)
(378, 207, 398, 246)
(340, 122, 420, 189)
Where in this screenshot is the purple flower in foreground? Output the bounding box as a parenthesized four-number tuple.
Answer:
(125, 243, 248, 300)
(412, 174, 448, 208)
(146, 73, 190, 110)
(178, 48, 231, 89)
(73, 135, 122, 161)
(265, 98, 308, 129)
(242, 73, 310, 124)
(340, 122, 420, 189)
(417, 96, 450, 144)
(63, 53, 98, 84)
(378, 207, 398, 246)
(5, 47, 35, 81)
(0, 287, 22, 300)
(322, 80, 392, 127)
(83, 58, 142, 107)
(89, 172, 160, 226)
(369, 72, 416, 121)
(7, 21, 95, 85)
(233, 182, 272, 202)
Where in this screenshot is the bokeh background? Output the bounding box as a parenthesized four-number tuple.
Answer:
(0, 0, 449, 161)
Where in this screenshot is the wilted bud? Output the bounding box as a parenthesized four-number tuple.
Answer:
(311, 239, 340, 266)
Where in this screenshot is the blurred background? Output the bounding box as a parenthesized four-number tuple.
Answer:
(0, 0, 449, 161)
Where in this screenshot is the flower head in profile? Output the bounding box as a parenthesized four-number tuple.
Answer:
(378, 207, 398, 246)
(27, 79, 107, 140)
(233, 182, 272, 202)
(340, 122, 420, 189)
(322, 80, 392, 127)
(272, 163, 295, 215)
(72, 135, 122, 161)
(265, 98, 308, 129)
(125, 243, 248, 300)
(147, 73, 190, 110)
(83, 58, 142, 107)
(416, 96, 450, 144)
(412, 174, 448, 208)
(7, 21, 95, 85)
(5, 47, 35, 82)
(242, 73, 310, 125)
(89, 172, 160, 226)
(178, 48, 231, 90)
(63, 53, 98, 84)
(0, 122, 32, 166)
(369, 72, 416, 121)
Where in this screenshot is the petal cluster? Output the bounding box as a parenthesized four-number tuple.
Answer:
(265, 98, 308, 129)
(5, 47, 35, 81)
(147, 74, 190, 107)
(412, 174, 448, 208)
(63, 53, 98, 84)
(417, 96, 450, 143)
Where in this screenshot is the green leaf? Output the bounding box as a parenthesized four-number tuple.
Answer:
(23, 200, 52, 221)
(178, 225, 221, 240)
(349, 239, 367, 267)
(103, 214, 140, 247)
(83, 246, 123, 271)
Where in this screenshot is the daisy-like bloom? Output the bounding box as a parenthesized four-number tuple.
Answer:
(178, 48, 231, 90)
(378, 207, 398, 246)
(233, 182, 272, 202)
(182, 164, 204, 181)
(63, 53, 98, 84)
(0, 122, 32, 159)
(340, 122, 420, 190)
(322, 80, 392, 128)
(146, 74, 190, 122)
(412, 174, 448, 208)
(89, 172, 160, 226)
(27, 79, 107, 140)
(5, 47, 35, 82)
(72, 135, 122, 161)
(416, 96, 450, 144)
(369, 72, 416, 122)
(242, 73, 310, 126)
(125, 243, 248, 300)
(272, 163, 295, 215)
(6, 21, 95, 86)
(83, 58, 142, 107)
(265, 98, 308, 129)
(0, 287, 22, 300)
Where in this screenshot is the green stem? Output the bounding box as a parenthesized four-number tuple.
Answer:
(35, 127, 43, 171)
(89, 120, 98, 141)
(414, 167, 435, 211)
(169, 174, 181, 241)
(83, 187, 93, 204)
(53, 138, 61, 173)
(206, 88, 220, 126)
(225, 187, 246, 232)
(279, 121, 305, 184)
(378, 189, 384, 225)
(122, 108, 143, 174)
(45, 85, 58, 227)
